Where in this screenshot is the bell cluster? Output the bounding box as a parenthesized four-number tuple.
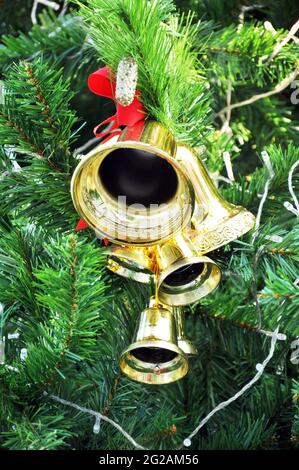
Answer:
(71, 120, 255, 385)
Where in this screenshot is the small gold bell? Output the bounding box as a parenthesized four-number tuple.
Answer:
(119, 298, 188, 384)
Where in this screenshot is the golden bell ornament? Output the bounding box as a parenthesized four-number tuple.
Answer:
(119, 298, 188, 384)
(70, 118, 256, 385)
(71, 121, 195, 246)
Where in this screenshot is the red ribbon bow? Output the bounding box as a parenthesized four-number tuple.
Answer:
(88, 66, 146, 140)
(75, 66, 146, 235)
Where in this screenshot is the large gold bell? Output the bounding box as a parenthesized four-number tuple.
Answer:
(71, 121, 194, 246)
(71, 120, 255, 249)
(119, 298, 188, 384)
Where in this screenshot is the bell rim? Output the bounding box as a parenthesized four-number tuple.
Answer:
(158, 255, 221, 306)
(119, 339, 189, 385)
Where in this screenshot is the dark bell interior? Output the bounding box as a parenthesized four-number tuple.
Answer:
(164, 263, 204, 287)
(131, 347, 177, 363)
(99, 148, 178, 206)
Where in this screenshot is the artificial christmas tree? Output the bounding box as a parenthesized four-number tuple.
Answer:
(0, 0, 299, 451)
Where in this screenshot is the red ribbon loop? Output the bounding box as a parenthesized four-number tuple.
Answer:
(93, 115, 120, 139)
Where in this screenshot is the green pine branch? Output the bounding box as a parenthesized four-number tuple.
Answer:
(0, 59, 81, 230)
(1, 58, 78, 171)
(0, 12, 98, 87)
(224, 144, 299, 213)
(77, 0, 212, 145)
(1, 407, 74, 450)
(203, 22, 299, 88)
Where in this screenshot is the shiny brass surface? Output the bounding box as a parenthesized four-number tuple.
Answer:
(176, 144, 256, 253)
(71, 121, 195, 246)
(173, 307, 198, 357)
(104, 245, 154, 284)
(119, 298, 188, 384)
